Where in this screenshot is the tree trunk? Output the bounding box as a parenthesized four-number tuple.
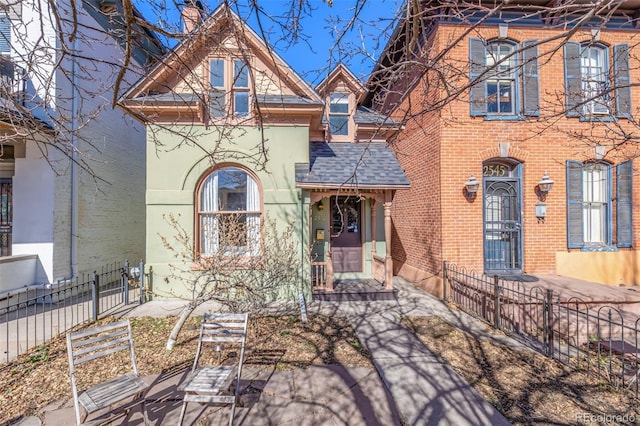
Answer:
(166, 301, 198, 351)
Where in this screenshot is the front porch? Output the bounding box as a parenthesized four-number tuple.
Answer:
(311, 277, 397, 302)
(296, 141, 411, 302)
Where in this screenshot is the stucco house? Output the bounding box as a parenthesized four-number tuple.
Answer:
(365, 0, 640, 294)
(120, 3, 409, 300)
(0, 0, 162, 292)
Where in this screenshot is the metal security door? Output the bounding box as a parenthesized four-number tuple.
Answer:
(0, 178, 11, 256)
(483, 163, 522, 274)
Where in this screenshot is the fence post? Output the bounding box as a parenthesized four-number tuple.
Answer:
(123, 259, 130, 305)
(139, 260, 145, 305)
(493, 275, 501, 330)
(545, 289, 554, 358)
(442, 261, 448, 302)
(92, 271, 99, 322)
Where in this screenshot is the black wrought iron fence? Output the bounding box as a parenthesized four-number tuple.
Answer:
(0, 259, 146, 364)
(444, 261, 640, 398)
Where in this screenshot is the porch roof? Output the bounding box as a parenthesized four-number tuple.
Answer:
(295, 142, 410, 189)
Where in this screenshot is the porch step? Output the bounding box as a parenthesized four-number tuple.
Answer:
(312, 289, 398, 302)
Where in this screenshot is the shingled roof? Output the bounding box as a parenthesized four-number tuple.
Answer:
(296, 142, 410, 189)
(124, 92, 201, 104)
(258, 94, 322, 106)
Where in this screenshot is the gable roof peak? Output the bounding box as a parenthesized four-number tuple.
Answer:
(316, 63, 367, 100)
(121, 2, 321, 104)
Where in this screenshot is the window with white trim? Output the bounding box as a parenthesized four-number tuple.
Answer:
(486, 42, 517, 114)
(563, 42, 632, 119)
(581, 45, 609, 115)
(566, 160, 633, 249)
(582, 162, 608, 243)
(197, 166, 261, 256)
(469, 38, 540, 118)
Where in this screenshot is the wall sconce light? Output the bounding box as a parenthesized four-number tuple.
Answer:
(464, 174, 480, 194)
(537, 173, 554, 193)
(317, 203, 324, 211)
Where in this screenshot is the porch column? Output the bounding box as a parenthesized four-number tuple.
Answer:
(384, 193, 393, 290)
(370, 200, 377, 258)
(326, 245, 334, 291)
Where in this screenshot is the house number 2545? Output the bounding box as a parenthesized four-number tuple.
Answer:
(483, 164, 507, 177)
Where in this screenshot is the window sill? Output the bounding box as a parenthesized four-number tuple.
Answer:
(580, 245, 619, 252)
(578, 115, 616, 123)
(483, 115, 524, 121)
(190, 255, 261, 271)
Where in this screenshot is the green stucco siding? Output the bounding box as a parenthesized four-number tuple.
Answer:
(145, 124, 310, 300)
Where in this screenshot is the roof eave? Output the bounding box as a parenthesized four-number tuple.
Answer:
(296, 182, 410, 190)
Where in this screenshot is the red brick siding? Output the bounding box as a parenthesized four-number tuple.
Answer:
(389, 23, 640, 278)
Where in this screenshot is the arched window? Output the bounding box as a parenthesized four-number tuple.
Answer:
(470, 37, 536, 118)
(582, 161, 610, 244)
(197, 166, 261, 256)
(485, 41, 517, 115)
(580, 44, 610, 115)
(567, 160, 623, 249)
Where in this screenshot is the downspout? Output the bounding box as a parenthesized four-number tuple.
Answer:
(69, 37, 78, 278)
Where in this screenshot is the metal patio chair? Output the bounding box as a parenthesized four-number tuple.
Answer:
(177, 312, 249, 426)
(66, 320, 149, 425)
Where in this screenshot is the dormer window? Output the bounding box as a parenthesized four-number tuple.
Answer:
(209, 58, 250, 118)
(329, 92, 349, 136)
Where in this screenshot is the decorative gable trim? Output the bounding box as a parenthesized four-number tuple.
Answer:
(121, 3, 320, 105)
(316, 63, 366, 101)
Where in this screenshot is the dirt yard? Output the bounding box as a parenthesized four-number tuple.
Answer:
(0, 314, 371, 424)
(403, 315, 639, 426)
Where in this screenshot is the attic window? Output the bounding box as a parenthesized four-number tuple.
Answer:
(329, 92, 349, 136)
(209, 58, 250, 118)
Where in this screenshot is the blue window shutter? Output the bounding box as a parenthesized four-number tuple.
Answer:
(522, 40, 540, 116)
(469, 38, 487, 116)
(567, 160, 584, 248)
(0, 17, 10, 54)
(617, 160, 633, 248)
(614, 44, 632, 119)
(564, 42, 581, 117)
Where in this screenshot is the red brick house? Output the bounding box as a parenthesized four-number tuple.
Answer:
(366, 1, 640, 294)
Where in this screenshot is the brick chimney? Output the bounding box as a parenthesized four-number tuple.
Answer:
(182, 1, 203, 33)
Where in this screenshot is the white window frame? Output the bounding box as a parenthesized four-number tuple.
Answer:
(582, 162, 610, 245)
(580, 45, 610, 115)
(485, 42, 517, 115)
(198, 166, 261, 257)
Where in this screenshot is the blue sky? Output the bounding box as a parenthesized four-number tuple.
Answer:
(133, 0, 403, 85)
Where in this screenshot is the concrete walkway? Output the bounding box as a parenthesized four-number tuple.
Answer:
(309, 278, 513, 426)
(16, 277, 516, 426)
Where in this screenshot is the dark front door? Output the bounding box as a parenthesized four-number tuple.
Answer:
(0, 178, 11, 256)
(483, 162, 522, 274)
(330, 196, 362, 273)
